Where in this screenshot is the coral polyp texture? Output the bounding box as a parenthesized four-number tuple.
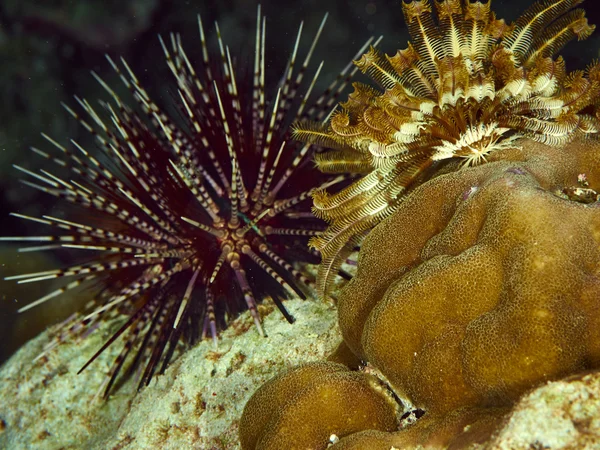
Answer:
(0, 9, 366, 396)
(239, 361, 399, 450)
(294, 0, 600, 297)
(240, 137, 600, 449)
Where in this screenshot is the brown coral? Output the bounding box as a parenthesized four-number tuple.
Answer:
(341, 138, 600, 416)
(239, 137, 600, 448)
(239, 361, 399, 450)
(293, 0, 600, 298)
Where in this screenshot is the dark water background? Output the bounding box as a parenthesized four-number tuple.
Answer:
(0, 0, 598, 364)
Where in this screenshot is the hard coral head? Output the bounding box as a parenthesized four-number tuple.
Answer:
(340, 138, 600, 414)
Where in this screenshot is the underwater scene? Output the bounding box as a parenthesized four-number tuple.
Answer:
(1, 0, 600, 448)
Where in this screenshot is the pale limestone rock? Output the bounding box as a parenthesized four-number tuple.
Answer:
(0, 298, 340, 449)
(490, 371, 600, 449)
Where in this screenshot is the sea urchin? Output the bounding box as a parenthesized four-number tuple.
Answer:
(1, 7, 371, 396)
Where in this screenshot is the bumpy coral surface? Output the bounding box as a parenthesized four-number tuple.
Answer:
(240, 137, 600, 448)
(342, 138, 600, 416)
(239, 361, 399, 450)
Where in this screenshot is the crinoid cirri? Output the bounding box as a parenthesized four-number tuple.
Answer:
(293, 0, 600, 298)
(0, 7, 373, 396)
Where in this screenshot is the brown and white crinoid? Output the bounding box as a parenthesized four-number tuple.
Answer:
(0, 8, 372, 396)
(294, 0, 600, 298)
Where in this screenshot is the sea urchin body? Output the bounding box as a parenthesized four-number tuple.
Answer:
(1, 7, 369, 396)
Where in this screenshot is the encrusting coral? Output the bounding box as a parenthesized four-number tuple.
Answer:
(240, 135, 600, 449)
(294, 0, 600, 298)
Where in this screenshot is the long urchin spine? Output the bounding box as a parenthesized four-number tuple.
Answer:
(1, 6, 376, 396)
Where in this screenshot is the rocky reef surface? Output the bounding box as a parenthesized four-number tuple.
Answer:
(0, 298, 340, 449)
